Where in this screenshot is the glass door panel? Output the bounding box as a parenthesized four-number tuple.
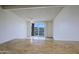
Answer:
(38, 27, 44, 36)
(34, 27, 38, 36)
(34, 22, 45, 37)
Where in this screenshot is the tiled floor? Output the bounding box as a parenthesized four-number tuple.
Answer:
(0, 39, 79, 54)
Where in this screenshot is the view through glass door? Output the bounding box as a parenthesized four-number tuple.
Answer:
(34, 22, 45, 37)
(31, 22, 45, 40)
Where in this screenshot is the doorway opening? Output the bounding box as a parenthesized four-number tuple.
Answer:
(31, 22, 46, 40)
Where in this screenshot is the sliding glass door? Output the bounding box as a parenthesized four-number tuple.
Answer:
(32, 22, 45, 37)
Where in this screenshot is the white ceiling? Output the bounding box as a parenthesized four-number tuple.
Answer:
(7, 6, 64, 21)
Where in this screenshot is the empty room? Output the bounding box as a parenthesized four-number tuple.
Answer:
(0, 5, 79, 54)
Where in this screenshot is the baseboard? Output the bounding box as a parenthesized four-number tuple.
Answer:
(0, 38, 29, 44)
(46, 36, 53, 38)
(54, 39, 79, 41)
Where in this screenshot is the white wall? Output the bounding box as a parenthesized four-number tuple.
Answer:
(45, 21, 53, 37)
(27, 21, 31, 39)
(0, 10, 27, 44)
(53, 6, 79, 41)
